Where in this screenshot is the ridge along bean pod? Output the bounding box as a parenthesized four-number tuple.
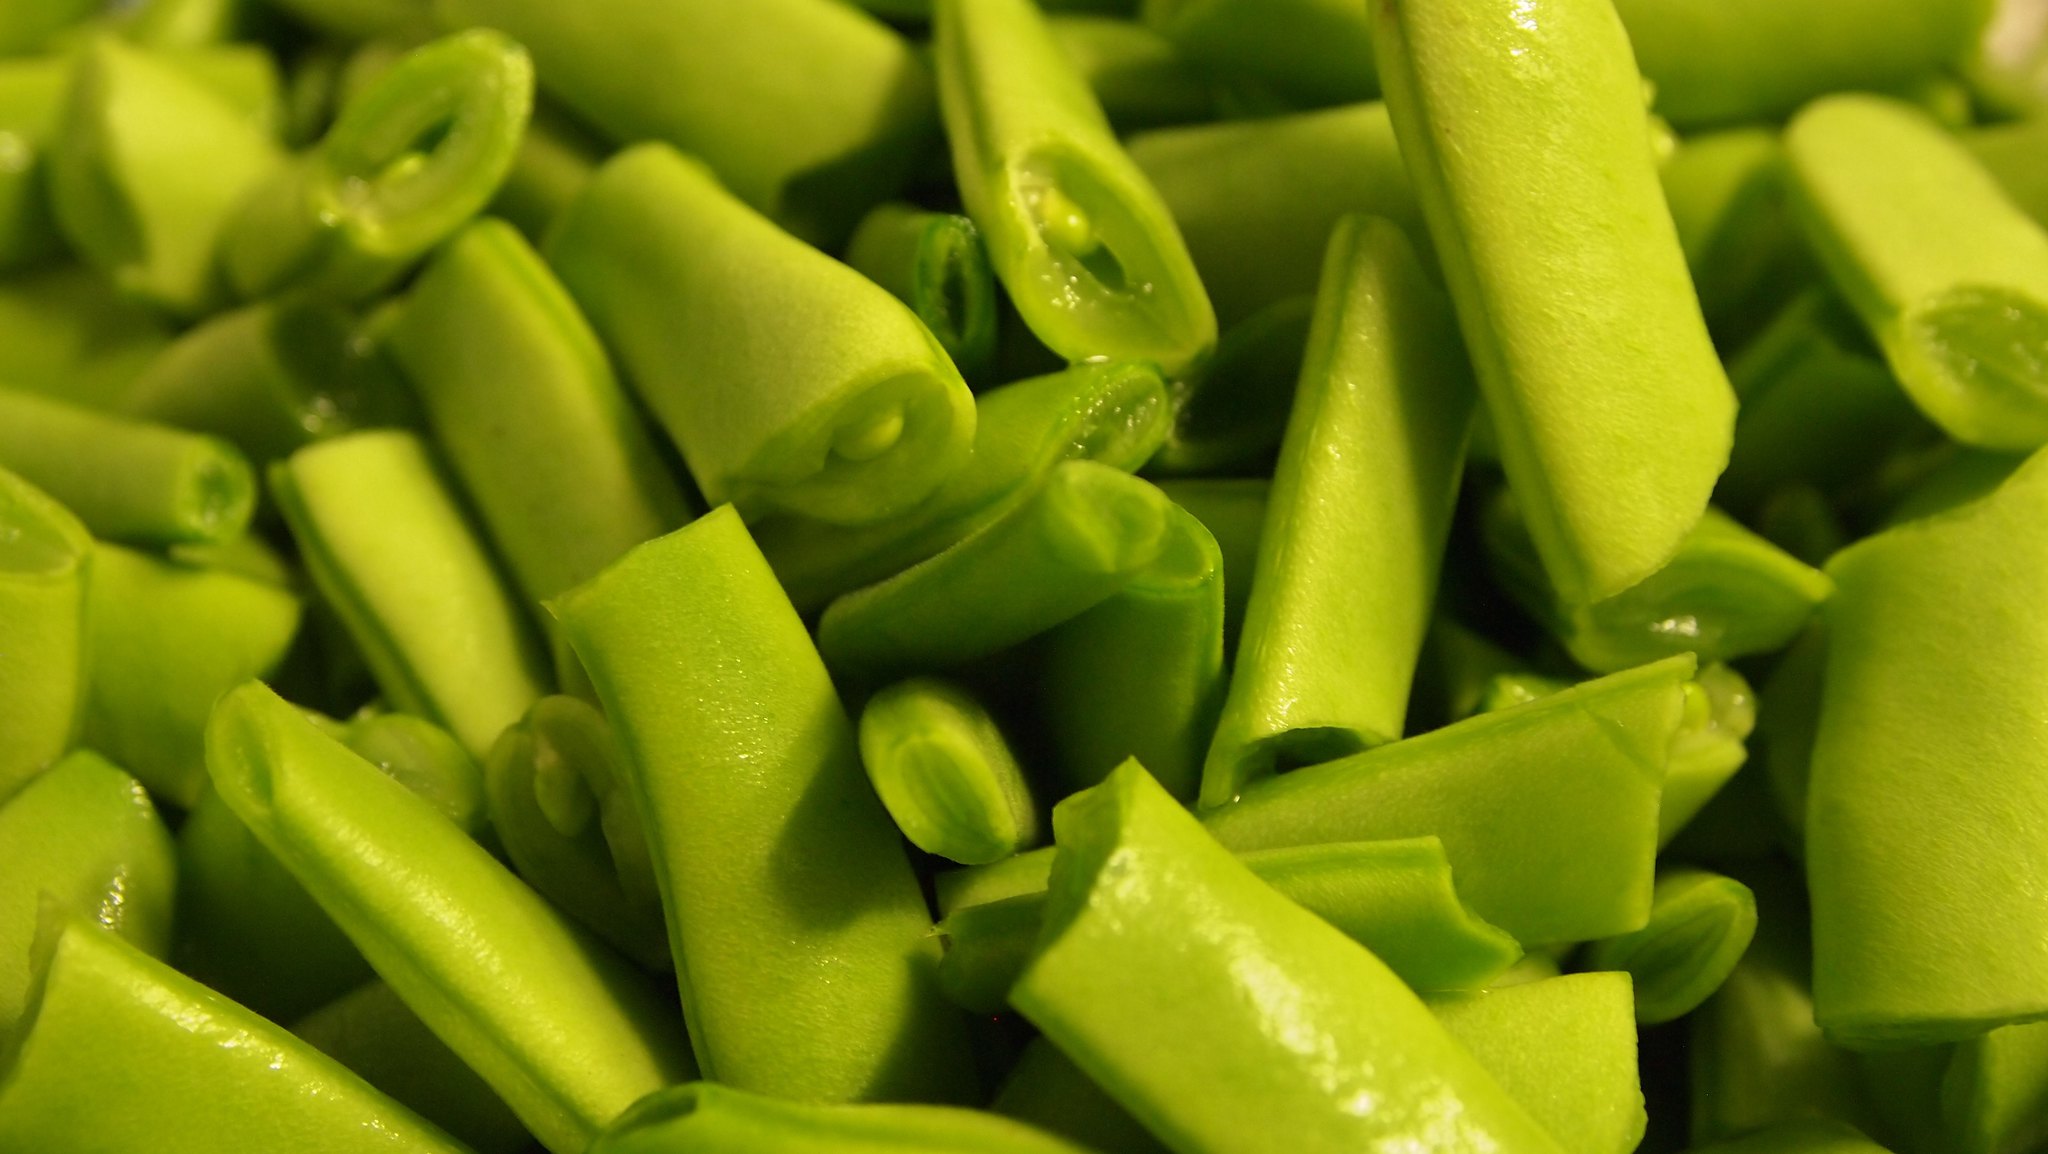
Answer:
(937, 835, 1521, 1013)
(0, 912, 468, 1154)
(1789, 96, 2048, 453)
(206, 682, 695, 1153)
(1374, 0, 1737, 606)
(588, 1081, 1095, 1154)
(547, 143, 977, 528)
(485, 694, 668, 972)
(552, 505, 978, 1105)
(0, 468, 91, 805)
(1014, 761, 1567, 1153)
(0, 751, 175, 1038)
(995, 1037, 1172, 1154)
(489, 102, 602, 242)
(1692, 1121, 1893, 1154)
(1127, 104, 1419, 330)
(1659, 128, 1807, 344)
(1154, 478, 1266, 648)
(1035, 502, 1225, 801)
(1584, 869, 1758, 1026)
(1047, 16, 1215, 132)
(843, 203, 999, 384)
(0, 388, 254, 547)
(1148, 296, 1313, 478)
(123, 300, 414, 466)
(271, 429, 549, 759)
(48, 36, 282, 318)
(1427, 973, 1648, 1154)
(1203, 655, 1692, 945)
(817, 460, 1174, 686)
(1608, 0, 1991, 129)
(1808, 445, 2048, 1047)
(1941, 1019, 2048, 1154)
(756, 359, 1171, 615)
(933, 0, 1216, 377)
(0, 265, 171, 409)
(1141, 0, 1376, 111)
(433, 0, 934, 246)
(1483, 492, 1833, 676)
(295, 981, 534, 1154)
(221, 30, 533, 304)
(858, 677, 1039, 866)
(1201, 215, 1475, 809)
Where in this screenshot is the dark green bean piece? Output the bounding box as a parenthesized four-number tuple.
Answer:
(589, 1082, 1094, 1154)
(262, 0, 432, 40)
(0, 265, 170, 410)
(1048, 16, 1214, 131)
(0, 58, 73, 270)
(1941, 1018, 2048, 1154)
(1880, 447, 2029, 529)
(0, 0, 98, 54)
(1586, 869, 1758, 1025)
(1691, 1121, 1892, 1154)
(1155, 477, 1266, 651)
(1969, 117, 2048, 233)
(993, 1038, 1170, 1154)
(0, 470, 90, 805)
(1147, 295, 1313, 477)
(1142, 0, 1375, 110)
(114, 0, 265, 47)
(859, 677, 1038, 865)
(489, 102, 602, 241)
(845, 203, 999, 383)
(1661, 128, 1806, 342)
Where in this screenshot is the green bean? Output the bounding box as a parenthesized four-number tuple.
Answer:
(48, 36, 283, 317)
(1857, 1048, 1953, 1154)
(1786, 95, 2048, 451)
(934, 0, 1216, 376)
(0, 912, 467, 1153)
(1204, 656, 1691, 945)
(1036, 503, 1224, 801)
(1969, 117, 2048, 234)
(272, 430, 549, 759)
(1048, 15, 1214, 131)
(588, 1082, 1094, 1154)
(1691, 1121, 1892, 1154)
(0, 388, 253, 547)
(434, 0, 935, 245)
(993, 1038, 1171, 1154)
(1141, 0, 1375, 110)
(0, 469, 91, 805)
(1014, 762, 1565, 1152)
(1147, 296, 1312, 477)
(756, 359, 1171, 614)
(294, 981, 534, 1154)
(1153, 477, 1265, 650)
(0, 0, 98, 55)
(845, 203, 999, 384)
(1413, 614, 1528, 727)
(1428, 973, 1647, 1154)
(939, 834, 1520, 1013)
(0, 751, 175, 1038)
(485, 695, 669, 972)
(1939, 1018, 2048, 1154)
(114, 0, 264, 47)
(936, 848, 1056, 916)
(206, 682, 694, 1152)
(262, 0, 432, 40)
(489, 102, 602, 241)
(1585, 869, 1757, 1026)
(552, 505, 977, 1103)
(547, 144, 976, 527)
(1127, 103, 1416, 329)
(817, 461, 1172, 685)
(1660, 128, 1806, 342)
(1203, 215, 1474, 808)
(1809, 446, 2048, 1047)
(0, 265, 170, 410)
(859, 678, 1038, 865)
(1879, 446, 2029, 529)
(1661, 664, 1757, 846)
(1374, 0, 1737, 606)
(223, 30, 533, 304)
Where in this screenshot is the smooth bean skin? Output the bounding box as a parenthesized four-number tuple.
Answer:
(0, 467, 90, 805)
(589, 1082, 1094, 1154)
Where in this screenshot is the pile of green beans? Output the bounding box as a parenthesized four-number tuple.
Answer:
(2, 0, 2046, 1150)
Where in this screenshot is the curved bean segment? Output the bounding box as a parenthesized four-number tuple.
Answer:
(0, 468, 90, 805)
(845, 204, 999, 384)
(589, 1081, 1094, 1154)
(1585, 869, 1758, 1026)
(859, 678, 1039, 866)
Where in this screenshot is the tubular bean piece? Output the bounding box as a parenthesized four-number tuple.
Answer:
(0, 468, 90, 805)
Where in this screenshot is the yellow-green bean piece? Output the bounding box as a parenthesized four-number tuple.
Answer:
(844, 203, 999, 383)
(589, 1081, 1095, 1154)
(0, 469, 89, 805)
(1048, 15, 1215, 132)
(859, 677, 1039, 866)
(1586, 869, 1758, 1026)
(0, 265, 171, 411)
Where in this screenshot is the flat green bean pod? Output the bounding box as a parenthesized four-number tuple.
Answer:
(1048, 15, 1214, 131)
(1202, 215, 1474, 808)
(994, 1037, 1171, 1154)
(844, 203, 999, 383)
(0, 468, 90, 804)
(935, 0, 1215, 376)
(1014, 762, 1565, 1153)
(1786, 95, 2048, 451)
(0, 265, 171, 410)
(589, 1082, 1094, 1154)
(1691, 1121, 1893, 1154)
(1585, 869, 1757, 1026)
(1148, 296, 1312, 478)
(553, 505, 977, 1104)
(859, 678, 1039, 866)
(548, 143, 975, 527)
(1374, 0, 1736, 605)
(1141, 0, 1375, 110)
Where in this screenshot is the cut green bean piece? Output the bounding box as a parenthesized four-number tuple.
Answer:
(1205, 656, 1690, 945)
(1969, 117, 2048, 234)
(486, 695, 669, 972)
(1941, 1018, 2048, 1154)
(295, 981, 534, 1154)
(0, 0, 98, 55)
(1016, 762, 1565, 1153)
(49, 36, 282, 317)
(1157, 478, 1266, 651)
(1128, 103, 1418, 329)
(1049, 15, 1213, 131)
(0, 388, 253, 547)
(1375, 0, 1736, 605)
(0, 265, 171, 410)
(993, 1038, 1171, 1154)
(817, 461, 1172, 685)
(1691, 1121, 1893, 1154)
(0, 752, 174, 1039)
(845, 203, 999, 383)
(436, 0, 934, 245)
(114, 0, 264, 48)
(1428, 973, 1648, 1154)
(1149, 296, 1313, 478)
(935, 0, 1215, 376)
(1486, 495, 1832, 675)
(1787, 95, 2048, 451)
(860, 678, 1039, 866)
(1203, 215, 1474, 808)
(1142, 0, 1375, 110)
(0, 468, 90, 804)
(1037, 503, 1224, 802)
(1662, 664, 1757, 846)
(936, 848, 1057, 917)
(590, 1081, 1093, 1154)
(207, 682, 694, 1153)
(0, 912, 467, 1154)
(549, 144, 975, 527)
(1880, 447, 2029, 529)
(1660, 128, 1805, 340)
(263, 0, 432, 40)
(1810, 447, 2048, 1047)
(1586, 869, 1757, 1025)
(757, 359, 1170, 614)
(223, 30, 532, 304)
(939, 834, 1521, 1013)
(489, 102, 601, 241)
(273, 430, 549, 758)
(554, 506, 976, 1104)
